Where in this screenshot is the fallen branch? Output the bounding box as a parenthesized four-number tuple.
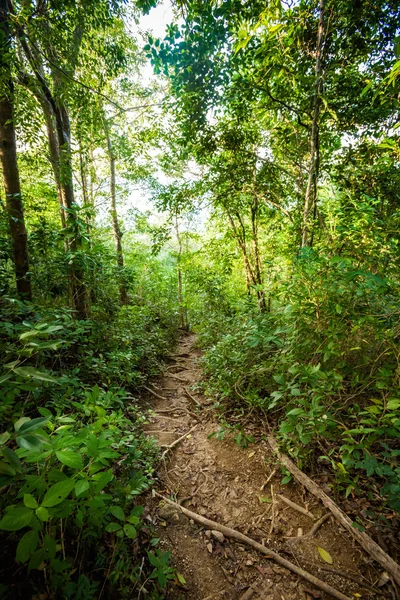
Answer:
(260, 468, 276, 491)
(154, 492, 352, 600)
(310, 512, 331, 536)
(167, 373, 190, 382)
(160, 424, 198, 459)
(268, 436, 400, 586)
(143, 386, 168, 401)
(278, 494, 315, 520)
(238, 583, 258, 600)
(184, 386, 202, 407)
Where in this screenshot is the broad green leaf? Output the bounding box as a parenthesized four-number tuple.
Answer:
(93, 469, 113, 493)
(16, 435, 42, 451)
(13, 367, 59, 384)
(19, 417, 49, 434)
(0, 461, 16, 476)
(105, 522, 122, 533)
(0, 432, 11, 445)
(14, 417, 31, 432)
(387, 399, 400, 411)
(35, 507, 50, 522)
(24, 494, 38, 509)
(56, 450, 83, 470)
(41, 479, 75, 507)
(110, 505, 125, 521)
(0, 373, 11, 384)
(2, 447, 22, 472)
(177, 573, 186, 585)
(127, 515, 140, 525)
(317, 546, 333, 564)
(75, 480, 89, 497)
(0, 507, 33, 531)
(16, 529, 39, 563)
(123, 523, 137, 539)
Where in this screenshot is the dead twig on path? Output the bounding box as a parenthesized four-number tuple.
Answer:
(238, 582, 258, 600)
(260, 469, 276, 491)
(153, 491, 352, 600)
(268, 435, 400, 586)
(160, 424, 198, 459)
(278, 494, 315, 520)
(184, 386, 202, 407)
(167, 373, 190, 382)
(143, 386, 168, 401)
(287, 513, 331, 544)
(269, 484, 276, 535)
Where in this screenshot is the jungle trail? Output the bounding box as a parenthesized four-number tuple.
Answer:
(0, 1, 399, 599)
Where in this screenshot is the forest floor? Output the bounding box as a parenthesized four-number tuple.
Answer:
(142, 334, 390, 600)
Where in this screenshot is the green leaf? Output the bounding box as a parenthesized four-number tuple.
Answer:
(0, 507, 34, 531)
(13, 367, 59, 384)
(28, 548, 47, 571)
(105, 522, 122, 533)
(19, 417, 49, 434)
(35, 507, 50, 522)
(2, 447, 22, 472)
(16, 435, 42, 451)
(110, 505, 125, 521)
(0, 373, 11, 384)
(41, 479, 75, 507)
(93, 469, 113, 493)
(387, 399, 400, 411)
(0, 461, 16, 476)
(0, 432, 11, 445)
(14, 417, 31, 432)
(56, 450, 83, 470)
(127, 514, 140, 525)
(16, 529, 39, 563)
(317, 546, 333, 564)
(148, 551, 161, 567)
(24, 494, 38, 509)
(286, 408, 305, 416)
(123, 523, 137, 538)
(177, 572, 186, 585)
(75, 480, 89, 497)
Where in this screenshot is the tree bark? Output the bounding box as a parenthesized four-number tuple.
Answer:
(175, 213, 187, 329)
(301, 0, 325, 248)
(0, 0, 32, 301)
(103, 117, 129, 305)
(17, 32, 87, 318)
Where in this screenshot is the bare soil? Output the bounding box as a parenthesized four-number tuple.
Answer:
(142, 334, 394, 600)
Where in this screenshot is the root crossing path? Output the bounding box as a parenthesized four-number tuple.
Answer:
(143, 335, 385, 600)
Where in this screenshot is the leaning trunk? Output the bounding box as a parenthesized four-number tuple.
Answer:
(104, 118, 129, 305)
(0, 0, 32, 301)
(301, 0, 325, 248)
(54, 104, 87, 318)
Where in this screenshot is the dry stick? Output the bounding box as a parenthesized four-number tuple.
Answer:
(268, 436, 400, 586)
(278, 494, 315, 520)
(154, 492, 351, 600)
(143, 385, 168, 401)
(310, 512, 331, 535)
(260, 468, 276, 491)
(269, 484, 276, 535)
(160, 424, 198, 459)
(238, 582, 258, 600)
(287, 513, 331, 544)
(167, 372, 190, 382)
(184, 386, 202, 407)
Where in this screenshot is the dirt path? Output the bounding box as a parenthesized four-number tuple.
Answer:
(143, 334, 385, 600)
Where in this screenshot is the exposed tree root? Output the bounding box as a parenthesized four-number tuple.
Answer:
(154, 492, 352, 600)
(268, 435, 400, 586)
(160, 424, 198, 459)
(278, 494, 315, 519)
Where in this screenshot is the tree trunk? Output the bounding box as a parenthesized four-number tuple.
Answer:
(251, 186, 266, 311)
(301, 0, 325, 248)
(103, 117, 129, 305)
(0, 0, 32, 301)
(175, 214, 187, 330)
(226, 209, 256, 296)
(17, 33, 87, 318)
(41, 96, 67, 230)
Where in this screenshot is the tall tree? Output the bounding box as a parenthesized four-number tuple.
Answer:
(0, 0, 32, 300)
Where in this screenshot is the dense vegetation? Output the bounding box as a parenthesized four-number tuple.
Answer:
(0, 0, 399, 597)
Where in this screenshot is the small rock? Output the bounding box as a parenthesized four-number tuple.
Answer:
(211, 530, 225, 543)
(158, 502, 180, 522)
(205, 530, 211, 538)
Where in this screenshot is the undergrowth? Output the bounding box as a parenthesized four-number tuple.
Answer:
(0, 296, 180, 599)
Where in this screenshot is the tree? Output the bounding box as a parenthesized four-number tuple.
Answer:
(0, 0, 31, 300)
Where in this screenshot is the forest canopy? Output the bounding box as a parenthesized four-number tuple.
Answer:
(0, 0, 399, 597)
